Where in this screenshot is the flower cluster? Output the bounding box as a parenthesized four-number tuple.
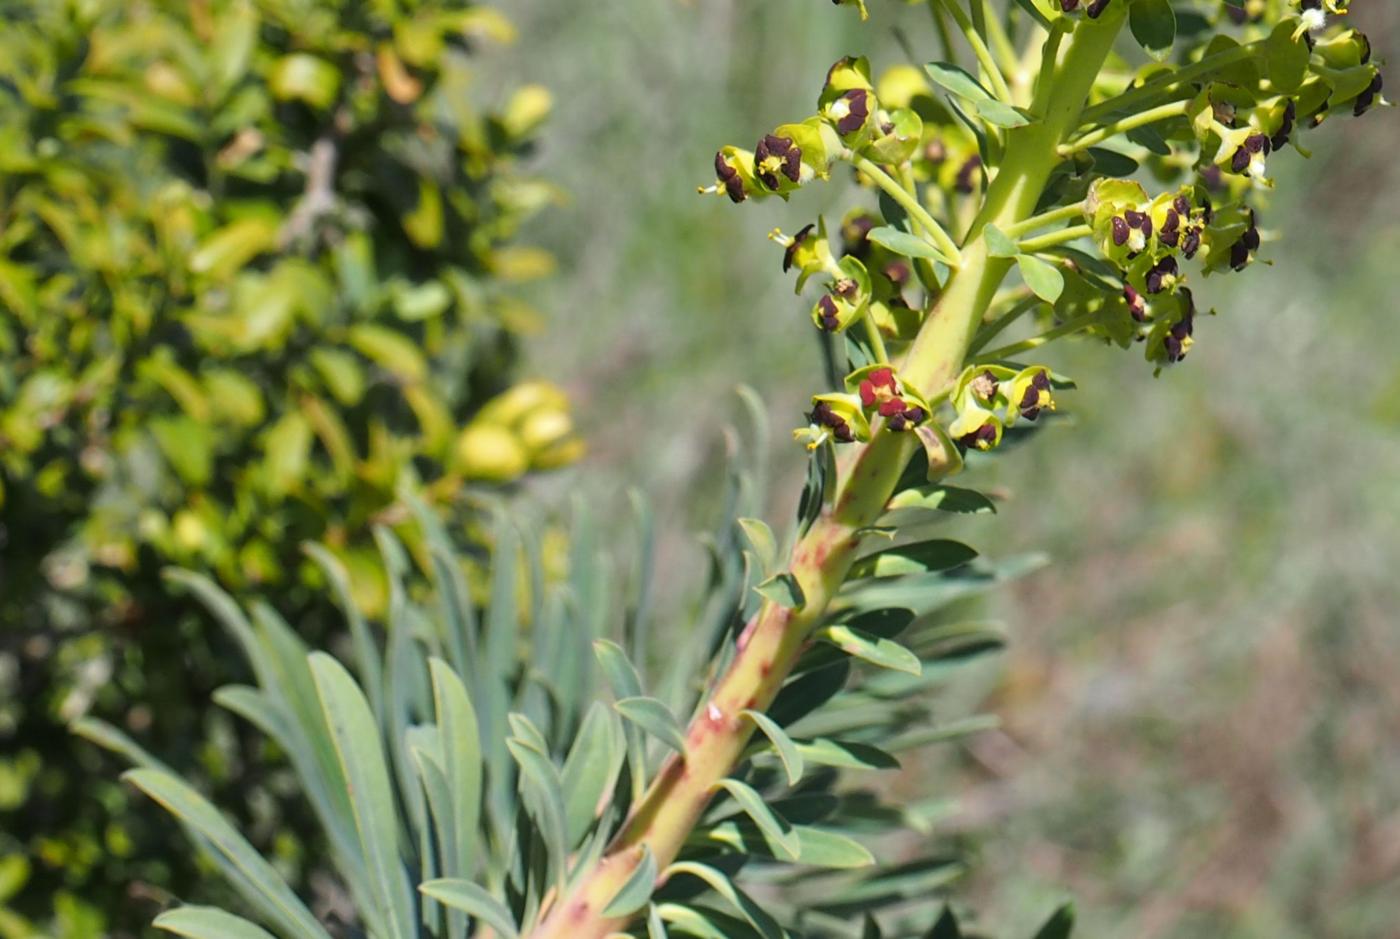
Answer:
(794, 365, 934, 449)
(948, 365, 1058, 452)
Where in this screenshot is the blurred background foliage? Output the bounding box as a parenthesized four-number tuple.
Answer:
(502, 1, 1400, 937)
(0, 0, 579, 933)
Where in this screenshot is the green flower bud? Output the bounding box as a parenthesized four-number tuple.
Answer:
(811, 256, 872, 333)
(864, 108, 924, 165)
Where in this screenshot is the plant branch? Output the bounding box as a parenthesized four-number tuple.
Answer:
(1001, 201, 1085, 238)
(1059, 100, 1191, 155)
(862, 313, 890, 364)
(1078, 41, 1259, 126)
(524, 8, 1129, 937)
(975, 310, 1098, 360)
(1017, 223, 1092, 254)
(852, 155, 963, 266)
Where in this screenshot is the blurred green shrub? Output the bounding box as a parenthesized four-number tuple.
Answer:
(0, 0, 577, 932)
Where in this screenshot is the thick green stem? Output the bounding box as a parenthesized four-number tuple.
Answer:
(523, 9, 1127, 939)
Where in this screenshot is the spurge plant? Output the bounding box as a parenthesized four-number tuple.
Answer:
(85, 1, 1385, 938)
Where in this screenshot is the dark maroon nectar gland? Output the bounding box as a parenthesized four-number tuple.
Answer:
(714, 151, 747, 203)
(754, 134, 802, 191)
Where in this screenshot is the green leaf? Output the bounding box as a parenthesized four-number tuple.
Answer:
(886, 485, 996, 515)
(1264, 19, 1310, 93)
(974, 99, 1030, 128)
(743, 709, 804, 785)
(983, 224, 1019, 259)
(1032, 902, 1075, 939)
(923, 62, 994, 105)
(795, 738, 900, 771)
(123, 770, 331, 939)
(602, 845, 658, 917)
(428, 659, 482, 881)
(506, 734, 569, 896)
(714, 778, 799, 861)
(561, 701, 623, 846)
(615, 696, 688, 754)
(755, 572, 805, 610)
(664, 861, 786, 939)
(594, 639, 644, 699)
(648, 904, 670, 939)
(154, 907, 277, 939)
(819, 625, 922, 676)
(704, 820, 876, 869)
(1129, 0, 1177, 62)
(927, 906, 963, 939)
(188, 218, 277, 280)
(1015, 254, 1065, 304)
(850, 540, 978, 578)
(420, 879, 520, 939)
(866, 226, 951, 264)
(737, 518, 777, 574)
(308, 653, 416, 939)
(269, 54, 341, 109)
(657, 904, 763, 939)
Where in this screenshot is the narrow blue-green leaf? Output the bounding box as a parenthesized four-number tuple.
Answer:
(1016, 253, 1065, 303)
(429, 659, 481, 880)
(820, 625, 922, 676)
(929, 905, 963, 939)
(702, 820, 875, 869)
(308, 653, 416, 939)
(664, 861, 786, 939)
(420, 879, 520, 939)
(594, 638, 643, 699)
(561, 701, 623, 846)
(714, 778, 799, 861)
(1032, 902, 1075, 939)
(737, 517, 777, 575)
(647, 903, 669, 939)
(154, 906, 276, 939)
(615, 696, 688, 755)
(506, 735, 569, 897)
(302, 542, 384, 721)
(480, 516, 519, 820)
(742, 710, 803, 785)
(124, 769, 331, 939)
(402, 492, 478, 680)
(162, 570, 270, 688)
(595, 638, 647, 802)
(754, 572, 805, 610)
(602, 845, 658, 917)
(795, 738, 900, 771)
(72, 718, 171, 773)
(656, 904, 762, 939)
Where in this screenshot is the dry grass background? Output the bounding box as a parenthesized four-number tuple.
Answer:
(486, 2, 1400, 935)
